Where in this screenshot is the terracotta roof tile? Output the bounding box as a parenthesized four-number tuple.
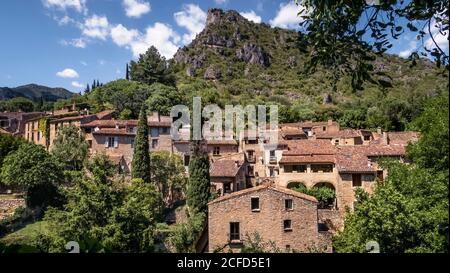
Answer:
(208, 184, 318, 205)
(92, 128, 135, 136)
(210, 159, 242, 177)
(279, 154, 335, 164)
(315, 129, 360, 139)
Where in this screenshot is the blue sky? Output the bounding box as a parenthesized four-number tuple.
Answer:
(0, 0, 448, 93)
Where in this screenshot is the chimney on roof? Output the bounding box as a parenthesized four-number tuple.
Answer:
(377, 127, 382, 135)
(368, 158, 372, 168)
(382, 132, 389, 145)
(327, 119, 333, 126)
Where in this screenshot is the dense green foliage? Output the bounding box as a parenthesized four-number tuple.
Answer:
(130, 46, 176, 87)
(36, 155, 162, 252)
(145, 83, 186, 115)
(169, 212, 206, 253)
(293, 183, 336, 208)
(186, 142, 211, 215)
(0, 97, 35, 112)
(333, 94, 449, 253)
(0, 143, 64, 208)
(51, 125, 89, 171)
(150, 151, 187, 205)
(131, 107, 151, 183)
(86, 80, 152, 119)
(0, 134, 25, 170)
(298, 0, 449, 90)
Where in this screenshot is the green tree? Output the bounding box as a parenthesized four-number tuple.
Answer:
(40, 155, 163, 253)
(86, 79, 152, 118)
(145, 83, 185, 115)
(186, 141, 210, 215)
(131, 106, 151, 182)
(150, 151, 187, 205)
(0, 134, 25, 170)
(0, 97, 35, 112)
(51, 125, 89, 171)
(130, 46, 175, 86)
(126, 63, 130, 81)
(0, 143, 64, 208)
(298, 0, 449, 90)
(102, 179, 163, 252)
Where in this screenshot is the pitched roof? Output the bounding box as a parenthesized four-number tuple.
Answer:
(95, 110, 115, 120)
(210, 159, 242, 178)
(279, 154, 335, 164)
(92, 128, 135, 136)
(315, 129, 360, 139)
(387, 131, 419, 145)
(207, 140, 239, 145)
(335, 145, 406, 173)
(208, 184, 318, 205)
(283, 139, 335, 155)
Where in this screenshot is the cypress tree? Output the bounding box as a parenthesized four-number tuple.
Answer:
(92, 80, 96, 90)
(186, 140, 211, 214)
(126, 63, 130, 81)
(132, 106, 151, 182)
(85, 84, 90, 94)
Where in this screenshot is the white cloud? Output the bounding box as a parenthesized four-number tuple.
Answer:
(56, 68, 79, 78)
(43, 0, 87, 13)
(111, 24, 139, 46)
(111, 22, 181, 59)
(270, 2, 306, 29)
(174, 4, 207, 44)
(214, 0, 228, 5)
(82, 15, 110, 40)
(240, 10, 262, 24)
(122, 0, 151, 18)
(60, 38, 87, 48)
(132, 23, 181, 58)
(425, 20, 449, 52)
(71, 81, 84, 88)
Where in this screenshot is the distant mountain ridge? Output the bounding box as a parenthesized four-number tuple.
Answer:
(0, 84, 73, 102)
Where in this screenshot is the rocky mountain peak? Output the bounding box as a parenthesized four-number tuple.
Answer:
(206, 8, 245, 27)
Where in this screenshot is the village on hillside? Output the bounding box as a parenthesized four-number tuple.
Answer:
(0, 103, 419, 252)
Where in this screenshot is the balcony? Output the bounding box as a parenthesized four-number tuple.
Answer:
(269, 156, 277, 164)
(247, 156, 255, 163)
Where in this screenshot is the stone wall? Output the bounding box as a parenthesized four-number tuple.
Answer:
(208, 187, 322, 253)
(0, 199, 25, 220)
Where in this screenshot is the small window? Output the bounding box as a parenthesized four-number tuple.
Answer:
(364, 135, 371, 141)
(334, 139, 339, 145)
(230, 222, 240, 241)
(184, 155, 190, 167)
(130, 138, 135, 148)
(213, 146, 220, 155)
(37, 131, 40, 141)
(251, 197, 260, 211)
(270, 150, 275, 157)
(152, 139, 158, 148)
(107, 137, 115, 148)
(285, 199, 293, 210)
(322, 126, 326, 131)
(352, 174, 362, 187)
(283, 220, 292, 231)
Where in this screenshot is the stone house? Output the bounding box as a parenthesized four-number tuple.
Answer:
(0, 112, 45, 137)
(209, 153, 248, 196)
(208, 184, 327, 253)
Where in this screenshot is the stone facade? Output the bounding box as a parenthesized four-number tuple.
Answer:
(208, 184, 326, 253)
